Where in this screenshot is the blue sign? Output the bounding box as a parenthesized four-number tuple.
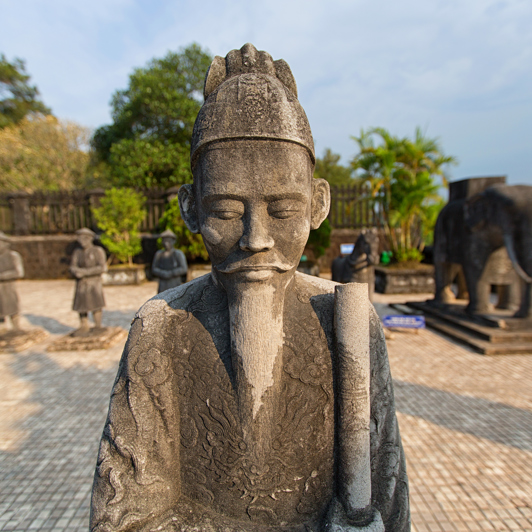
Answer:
(340, 243, 355, 255)
(382, 315, 425, 329)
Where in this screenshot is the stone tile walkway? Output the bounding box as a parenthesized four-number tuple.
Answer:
(0, 281, 530, 531)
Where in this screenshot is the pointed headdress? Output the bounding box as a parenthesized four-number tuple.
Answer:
(190, 43, 315, 169)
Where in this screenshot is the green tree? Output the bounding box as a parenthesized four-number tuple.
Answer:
(351, 127, 456, 263)
(0, 115, 91, 192)
(91, 44, 212, 188)
(92, 188, 147, 266)
(0, 54, 51, 129)
(158, 197, 209, 261)
(306, 218, 332, 259)
(314, 149, 352, 187)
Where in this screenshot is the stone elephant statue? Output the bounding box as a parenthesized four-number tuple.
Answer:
(433, 184, 532, 318)
(331, 229, 380, 301)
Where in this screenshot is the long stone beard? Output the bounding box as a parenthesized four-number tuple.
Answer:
(225, 278, 288, 453)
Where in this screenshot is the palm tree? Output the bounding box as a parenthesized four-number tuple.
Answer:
(351, 127, 456, 263)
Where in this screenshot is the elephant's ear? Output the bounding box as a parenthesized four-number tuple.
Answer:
(464, 195, 487, 229)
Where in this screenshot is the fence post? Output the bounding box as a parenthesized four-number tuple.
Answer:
(9, 192, 31, 235)
(87, 189, 106, 232)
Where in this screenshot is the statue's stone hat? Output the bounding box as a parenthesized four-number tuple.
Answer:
(190, 43, 315, 169)
(160, 229, 177, 239)
(76, 227, 96, 237)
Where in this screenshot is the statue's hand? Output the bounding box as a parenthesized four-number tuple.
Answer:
(70, 267, 83, 279)
(324, 499, 384, 532)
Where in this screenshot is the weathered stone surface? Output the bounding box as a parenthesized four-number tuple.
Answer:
(102, 265, 146, 286)
(375, 265, 435, 295)
(0, 232, 24, 324)
(151, 230, 188, 293)
(47, 326, 126, 352)
(332, 229, 380, 301)
(70, 228, 107, 335)
(90, 44, 409, 532)
(433, 182, 532, 318)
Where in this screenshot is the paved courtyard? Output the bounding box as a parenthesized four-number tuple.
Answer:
(0, 280, 531, 531)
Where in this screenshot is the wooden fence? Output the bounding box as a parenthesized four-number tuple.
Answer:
(0, 185, 376, 235)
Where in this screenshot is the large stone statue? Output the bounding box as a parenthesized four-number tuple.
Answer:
(0, 232, 24, 330)
(331, 229, 380, 301)
(433, 183, 532, 317)
(70, 228, 107, 336)
(151, 229, 188, 293)
(90, 44, 409, 532)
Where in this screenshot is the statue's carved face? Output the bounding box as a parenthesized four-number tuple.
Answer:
(77, 234, 93, 249)
(162, 237, 176, 251)
(183, 140, 329, 284)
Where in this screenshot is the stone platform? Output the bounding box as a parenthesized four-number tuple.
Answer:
(0, 283, 531, 531)
(47, 327, 127, 352)
(0, 328, 48, 354)
(404, 300, 532, 355)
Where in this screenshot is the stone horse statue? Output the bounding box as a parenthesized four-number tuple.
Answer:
(331, 229, 380, 301)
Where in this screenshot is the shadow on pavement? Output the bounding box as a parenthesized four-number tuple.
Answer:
(24, 314, 73, 335)
(394, 379, 532, 452)
(0, 350, 118, 530)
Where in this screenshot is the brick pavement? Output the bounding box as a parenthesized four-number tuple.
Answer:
(0, 281, 530, 531)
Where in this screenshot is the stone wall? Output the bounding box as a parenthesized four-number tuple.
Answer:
(10, 235, 79, 279)
(10, 229, 387, 279)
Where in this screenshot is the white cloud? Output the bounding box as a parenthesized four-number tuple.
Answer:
(1, 0, 531, 183)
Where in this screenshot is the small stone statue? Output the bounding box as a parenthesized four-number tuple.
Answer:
(151, 229, 188, 293)
(331, 229, 380, 301)
(91, 44, 409, 532)
(0, 232, 24, 330)
(70, 228, 107, 336)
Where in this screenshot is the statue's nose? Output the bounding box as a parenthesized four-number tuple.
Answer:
(239, 215, 274, 252)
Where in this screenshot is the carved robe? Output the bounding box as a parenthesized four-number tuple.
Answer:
(90, 273, 409, 532)
(0, 249, 24, 318)
(70, 245, 106, 313)
(151, 248, 188, 293)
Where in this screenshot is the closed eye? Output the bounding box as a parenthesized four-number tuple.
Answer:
(268, 200, 305, 219)
(208, 199, 245, 220)
(213, 210, 243, 220)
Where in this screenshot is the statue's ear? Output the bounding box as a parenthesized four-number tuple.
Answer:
(178, 184, 200, 234)
(310, 178, 331, 230)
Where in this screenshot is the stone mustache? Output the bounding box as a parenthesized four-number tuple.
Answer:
(90, 44, 410, 532)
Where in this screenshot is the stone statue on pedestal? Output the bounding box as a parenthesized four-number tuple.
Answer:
(151, 229, 188, 293)
(90, 44, 409, 532)
(332, 229, 380, 301)
(0, 232, 24, 330)
(70, 228, 107, 336)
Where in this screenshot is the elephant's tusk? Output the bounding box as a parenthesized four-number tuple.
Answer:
(503, 234, 532, 284)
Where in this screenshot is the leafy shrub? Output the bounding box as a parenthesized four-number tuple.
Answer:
(306, 218, 332, 259)
(92, 188, 146, 265)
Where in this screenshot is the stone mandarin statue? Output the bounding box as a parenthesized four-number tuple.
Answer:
(90, 44, 409, 532)
(0, 232, 24, 330)
(70, 228, 107, 336)
(151, 229, 188, 293)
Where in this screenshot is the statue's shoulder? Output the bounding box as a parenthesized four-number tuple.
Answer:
(293, 272, 337, 319)
(9, 249, 22, 261)
(92, 245, 106, 260)
(135, 274, 213, 322)
(294, 271, 337, 298)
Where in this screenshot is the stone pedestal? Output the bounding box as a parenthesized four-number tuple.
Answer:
(375, 265, 435, 294)
(47, 327, 127, 352)
(0, 328, 48, 353)
(102, 265, 146, 285)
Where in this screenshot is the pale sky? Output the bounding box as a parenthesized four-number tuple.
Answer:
(2, 0, 532, 185)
